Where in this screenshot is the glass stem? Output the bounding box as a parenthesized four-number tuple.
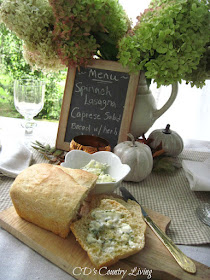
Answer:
(24, 116, 34, 134)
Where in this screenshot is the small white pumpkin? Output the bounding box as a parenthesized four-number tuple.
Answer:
(113, 134, 153, 182)
(148, 124, 184, 156)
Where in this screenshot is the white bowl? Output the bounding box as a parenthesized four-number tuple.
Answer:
(61, 150, 130, 194)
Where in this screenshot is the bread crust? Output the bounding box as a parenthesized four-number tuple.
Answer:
(10, 163, 97, 238)
(57, 165, 97, 189)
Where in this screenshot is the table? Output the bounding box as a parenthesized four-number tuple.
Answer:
(0, 117, 209, 280)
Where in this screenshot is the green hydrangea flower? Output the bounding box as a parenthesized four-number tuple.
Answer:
(49, 0, 131, 67)
(118, 0, 210, 88)
(0, 0, 65, 71)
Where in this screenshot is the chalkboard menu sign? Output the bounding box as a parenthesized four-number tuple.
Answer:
(56, 60, 140, 151)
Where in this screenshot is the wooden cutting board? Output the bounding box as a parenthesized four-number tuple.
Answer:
(0, 207, 209, 280)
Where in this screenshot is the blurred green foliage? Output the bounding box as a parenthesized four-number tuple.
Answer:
(0, 23, 67, 120)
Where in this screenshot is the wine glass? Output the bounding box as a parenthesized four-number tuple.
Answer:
(14, 78, 45, 134)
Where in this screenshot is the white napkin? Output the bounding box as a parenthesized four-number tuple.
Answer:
(0, 137, 33, 178)
(182, 158, 210, 191)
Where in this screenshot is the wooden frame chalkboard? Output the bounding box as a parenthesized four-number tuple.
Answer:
(56, 60, 140, 151)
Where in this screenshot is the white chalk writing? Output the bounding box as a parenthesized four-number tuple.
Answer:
(88, 69, 119, 82)
(75, 82, 112, 97)
(84, 94, 116, 111)
(70, 107, 101, 121)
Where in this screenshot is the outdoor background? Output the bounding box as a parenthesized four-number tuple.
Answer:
(0, 0, 209, 141)
(0, 22, 67, 121)
(0, 0, 152, 122)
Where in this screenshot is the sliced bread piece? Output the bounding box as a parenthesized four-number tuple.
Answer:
(70, 197, 146, 268)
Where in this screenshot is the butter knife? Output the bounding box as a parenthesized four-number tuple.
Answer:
(119, 187, 196, 274)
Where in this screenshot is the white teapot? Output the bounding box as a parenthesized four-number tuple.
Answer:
(130, 72, 178, 138)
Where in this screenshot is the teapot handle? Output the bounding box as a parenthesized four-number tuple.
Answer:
(153, 82, 178, 121)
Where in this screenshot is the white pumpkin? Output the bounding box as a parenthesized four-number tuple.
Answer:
(113, 134, 153, 182)
(148, 124, 184, 156)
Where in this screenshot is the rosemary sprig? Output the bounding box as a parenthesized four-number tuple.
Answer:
(32, 140, 66, 165)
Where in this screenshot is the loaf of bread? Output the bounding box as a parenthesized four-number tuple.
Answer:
(10, 163, 97, 238)
(57, 165, 96, 189)
(70, 195, 146, 268)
